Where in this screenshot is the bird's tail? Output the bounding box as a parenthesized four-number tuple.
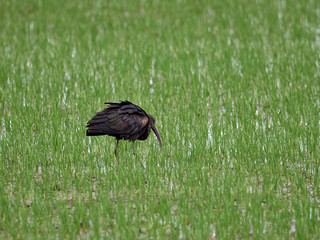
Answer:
(86, 124, 109, 136)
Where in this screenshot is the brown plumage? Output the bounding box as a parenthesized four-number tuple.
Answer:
(86, 101, 162, 156)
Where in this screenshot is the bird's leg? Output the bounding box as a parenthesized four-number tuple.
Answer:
(115, 139, 119, 157)
(132, 141, 135, 155)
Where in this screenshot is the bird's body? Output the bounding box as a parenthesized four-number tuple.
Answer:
(86, 101, 162, 155)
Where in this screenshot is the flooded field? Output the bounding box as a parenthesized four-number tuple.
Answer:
(1, 0, 319, 238)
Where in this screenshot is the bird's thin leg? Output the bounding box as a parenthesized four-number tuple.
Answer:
(115, 139, 119, 157)
(132, 141, 135, 155)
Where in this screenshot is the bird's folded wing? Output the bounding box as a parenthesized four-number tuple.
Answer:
(87, 110, 148, 136)
(117, 114, 149, 135)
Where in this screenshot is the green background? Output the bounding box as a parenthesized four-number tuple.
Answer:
(1, 0, 319, 239)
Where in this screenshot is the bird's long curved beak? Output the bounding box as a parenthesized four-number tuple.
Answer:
(151, 125, 162, 149)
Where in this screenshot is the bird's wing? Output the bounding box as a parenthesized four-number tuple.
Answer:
(105, 101, 147, 115)
(115, 113, 149, 136)
(87, 102, 149, 136)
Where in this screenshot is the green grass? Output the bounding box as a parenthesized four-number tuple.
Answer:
(1, 0, 319, 239)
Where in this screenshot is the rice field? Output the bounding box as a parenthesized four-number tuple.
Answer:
(0, 0, 319, 239)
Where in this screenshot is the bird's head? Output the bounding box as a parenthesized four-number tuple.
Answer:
(148, 115, 162, 149)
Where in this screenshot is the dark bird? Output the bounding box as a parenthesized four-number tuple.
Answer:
(86, 101, 162, 156)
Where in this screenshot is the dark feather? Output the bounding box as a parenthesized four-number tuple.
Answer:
(86, 101, 149, 140)
(86, 100, 162, 155)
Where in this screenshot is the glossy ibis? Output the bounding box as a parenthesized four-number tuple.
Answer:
(86, 101, 162, 156)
